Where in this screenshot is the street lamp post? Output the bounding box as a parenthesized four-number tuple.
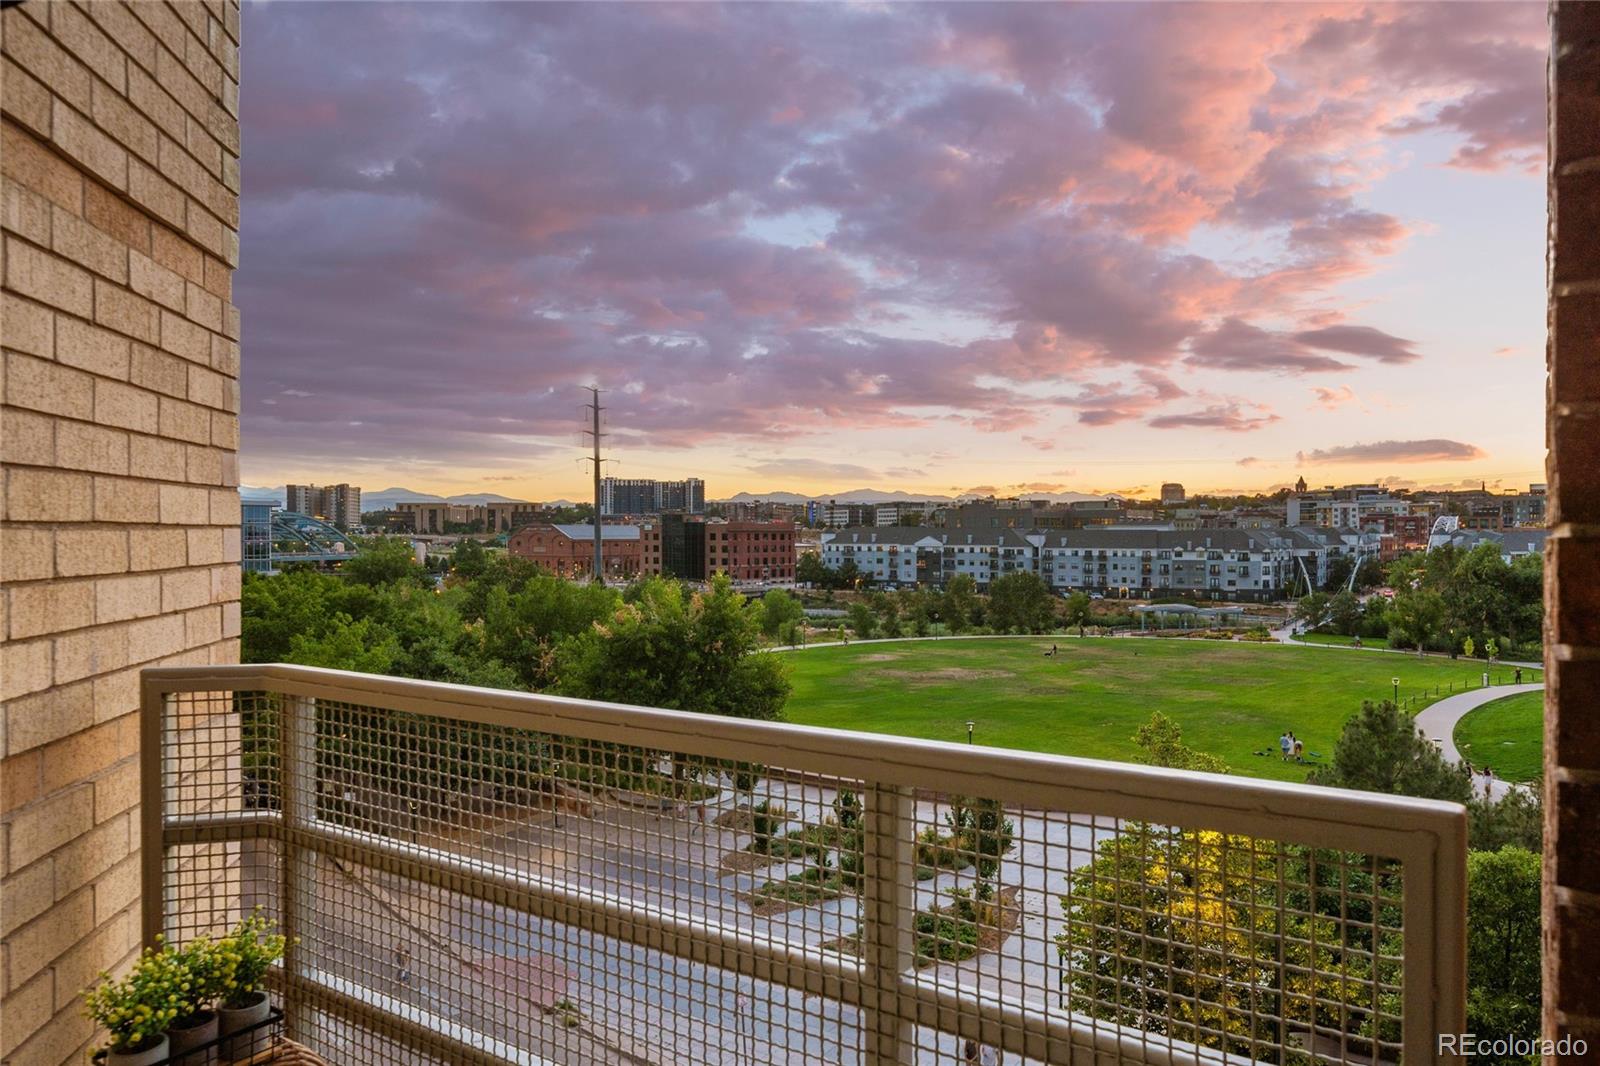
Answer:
(966, 720, 975, 746)
(1392, 677, 1400, 705)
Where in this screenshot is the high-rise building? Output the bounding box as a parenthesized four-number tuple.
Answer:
(1161, 483, 1186, 505)
(284, 483, 362, 529)
(600, 477, 706, 515)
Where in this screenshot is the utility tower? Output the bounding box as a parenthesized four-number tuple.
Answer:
(581, 386, 607, 581)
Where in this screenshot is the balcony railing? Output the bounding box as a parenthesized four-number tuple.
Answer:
(141, 664, 1466, 1065)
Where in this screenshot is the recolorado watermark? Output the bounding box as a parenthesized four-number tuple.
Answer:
(1439, 1033, 1589, 1058)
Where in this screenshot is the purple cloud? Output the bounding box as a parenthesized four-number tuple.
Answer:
(1294, 325, 1420, 364)
(236, 2, 1545, 474)
(1297, 439, 1488, 464)
(1148, 403, 1280, 433)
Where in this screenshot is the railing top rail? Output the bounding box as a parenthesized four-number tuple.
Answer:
(141, 662, 1464, 857)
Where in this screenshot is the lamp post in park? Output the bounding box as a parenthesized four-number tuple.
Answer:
(967, 721, 975, 746)
(1393, 677, 1400, 706)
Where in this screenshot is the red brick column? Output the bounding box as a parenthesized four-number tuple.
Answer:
(1546, 2, 1600, 1055)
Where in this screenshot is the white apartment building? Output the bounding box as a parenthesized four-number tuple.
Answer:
(1039, 529, 1291, 600)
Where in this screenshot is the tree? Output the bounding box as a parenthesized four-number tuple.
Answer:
(477, 575, 620, 689)
(1293, 591, 1330, 631)
(286, 614, 400, 674)
(845, 601, 878, 639)
(1327, 590, 1362, 636)
(942, 574, 978, 633)
(796, 552, 831, 588)
(1467, 787, 1542, 852)
(986, 571, 1054, 633)
(342, 537, 426, 586)
(1132, 712, 1229, 774)
(555, 575, 790, 722)
(1057, 825, 1400, 1058)
(1061, 590, 1092, 629)
(1465, 848, 1541, 1059)
(1307, 700, 1473, 802)
(754, 589, 804, 641)
(449, 538, 490, 580)
(1462, 635, 1475, 660)
(1387, 586, 1444, 656)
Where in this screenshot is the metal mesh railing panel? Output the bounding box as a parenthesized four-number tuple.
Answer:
(148, 679, 1442, 1065)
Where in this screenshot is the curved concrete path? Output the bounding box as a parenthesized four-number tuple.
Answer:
(1414, 683, 1542, 800)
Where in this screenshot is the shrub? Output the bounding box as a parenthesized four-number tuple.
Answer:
(83, 940, 189, 1053)
(216, 910, 287, 1007)
(749, 800, 790, 854)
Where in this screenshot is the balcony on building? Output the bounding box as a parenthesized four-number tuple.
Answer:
(143, 661, 1467, 1065)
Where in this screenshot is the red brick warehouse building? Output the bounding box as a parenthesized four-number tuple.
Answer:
(507, 523, 642, 579)
(706, 521, 796, 583)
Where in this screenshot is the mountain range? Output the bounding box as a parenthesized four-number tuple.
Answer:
(719, 488, 1115, 505)
(238, 486, 538, 509)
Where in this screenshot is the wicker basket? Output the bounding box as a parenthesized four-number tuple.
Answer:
(229, 1037, 329, 1065)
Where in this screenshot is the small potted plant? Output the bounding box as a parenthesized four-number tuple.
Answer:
(216, 910, 287, 1059)
(167, 935, 226, 1063)
(82, 941, 185, 1065)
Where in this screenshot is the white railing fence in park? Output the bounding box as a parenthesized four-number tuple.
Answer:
(141, 664, 1467, 1065)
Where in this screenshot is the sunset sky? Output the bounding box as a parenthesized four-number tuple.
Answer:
(238, 2, 1548, 502)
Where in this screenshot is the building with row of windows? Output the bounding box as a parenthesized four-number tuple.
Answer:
(390, 500, 539, 534)
(284, 483, 363, 530)
(511, 518, 796, 585)
(600, 477, 706, 516)
(819, 526, 1373, 600)
(506, 523, 644, 579)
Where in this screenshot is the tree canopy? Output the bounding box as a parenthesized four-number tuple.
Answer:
(1306, 699, 1473, 801)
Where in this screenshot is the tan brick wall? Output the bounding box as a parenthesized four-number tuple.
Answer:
(1, 2, 240, 1062)
(1547, 3, 1600, 1058)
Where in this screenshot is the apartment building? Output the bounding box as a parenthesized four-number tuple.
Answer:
(820, 500, 876, 527)
(599, 477, 705, 516)
(820, 525, 1366, 601)
(704, 520, 797, 584)
(1040, 528, 1292, 600)
(1286, 488, 1410, 529)
(393, 500, 533, 534)
(639, 512, 708, 581)
(1413, 485, 1548, 530)
(284, 482, 361, 529)
(820, 527, 1041, 589)
(873, 501, 931, 525)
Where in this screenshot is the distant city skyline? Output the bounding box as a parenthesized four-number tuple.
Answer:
(239, 3, 1547, 502)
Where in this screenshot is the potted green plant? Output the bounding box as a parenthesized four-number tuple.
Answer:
(216, 910, 287, 1059)
(82, 941, 186, 1065)
(167, 935, 227, 1063)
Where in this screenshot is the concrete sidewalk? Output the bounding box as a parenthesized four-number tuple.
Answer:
(1414, 683, 1542, 801)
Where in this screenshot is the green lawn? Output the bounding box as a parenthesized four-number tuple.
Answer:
(782, 637, 1539, 783)
(1453, 690, 1544, 783)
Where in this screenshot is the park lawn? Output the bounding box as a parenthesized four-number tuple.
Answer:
(781, 637, 1540, 783)
(1453, 690, 1544, 783)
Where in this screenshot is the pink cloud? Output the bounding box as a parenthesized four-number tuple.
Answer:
(1149, 403, 1281, 433)
(237, 2, 1545, 471)
(1310, 385, 1362, 410)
